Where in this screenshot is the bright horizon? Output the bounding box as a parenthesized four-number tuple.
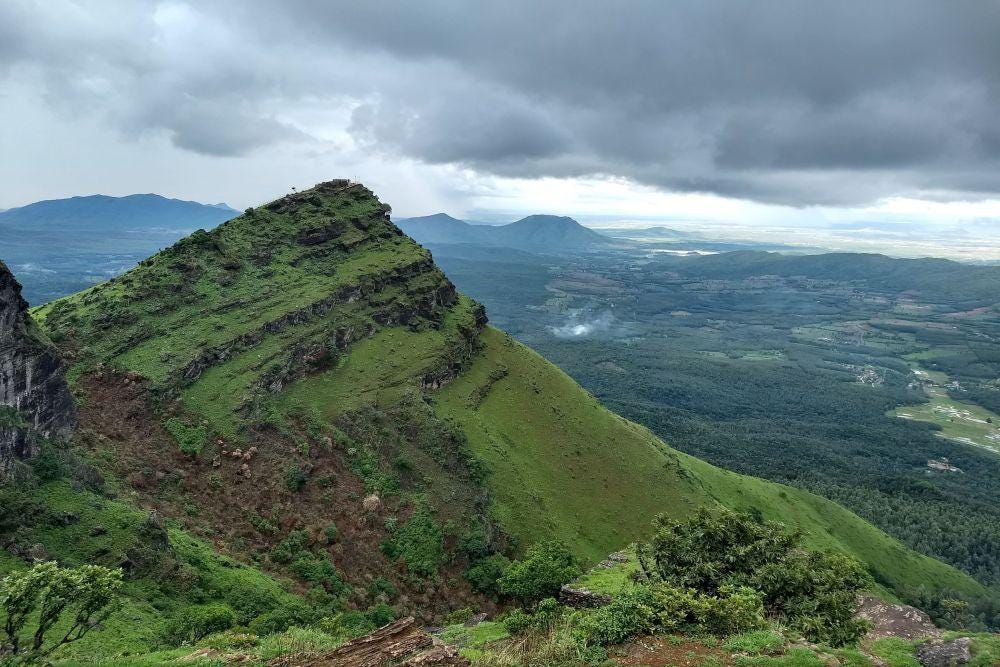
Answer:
(3, 1, 1000, 256)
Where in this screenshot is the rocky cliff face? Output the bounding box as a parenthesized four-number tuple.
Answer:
(0, 261, 75, 473)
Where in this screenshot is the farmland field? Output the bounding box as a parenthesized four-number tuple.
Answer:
(894, 363, 1000, 456)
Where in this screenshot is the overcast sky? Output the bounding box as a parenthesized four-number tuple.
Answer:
(2, 1, 1000, 228)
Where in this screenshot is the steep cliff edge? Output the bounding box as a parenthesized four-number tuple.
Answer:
(0, 261, 74, 473)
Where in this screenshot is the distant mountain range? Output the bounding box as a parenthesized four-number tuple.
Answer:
(396, 212, 614, 253)
(0, 194, 237, 304)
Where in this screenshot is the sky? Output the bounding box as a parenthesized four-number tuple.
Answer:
(2, 0, 1000, 232)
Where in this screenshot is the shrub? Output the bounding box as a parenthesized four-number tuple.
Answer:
(199, 629, 260, 651)
(290, 555, 345, 592)
(696, 586, 767, 636)
(271, 530, 310, 565)
(639, 508, 871, 646)
(31, 445, 64, 481)
(324, 523, 339, 543)
(225, 584, 284, 625)
(501, 608, 535, 635)
(255, 626, 341, 662)
(248, 603, 312, 636)
(318, 603, 397, 640)
(164, 603, 237, 645)
(466, 554, 511, 595)
(285, 464, 309, 492)
(366, 602, 396, 628)
(649, 584, 701, 632)
(390, 505, 443, 578)
(583, 587, 657, 645)
(501, 598, 565, 636)
(368, 576, 397, 600)
(499, 540, 581, 602)
(163, 418, 207, 455)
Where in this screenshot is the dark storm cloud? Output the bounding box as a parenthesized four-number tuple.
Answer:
(3, 0, 999, 204)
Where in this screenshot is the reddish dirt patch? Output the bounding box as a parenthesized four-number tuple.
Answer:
(612, 636, 732, 667)
(73, 370, 493, 622)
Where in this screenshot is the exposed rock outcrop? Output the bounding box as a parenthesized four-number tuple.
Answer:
(916, 637, 973, 667)
(854, 594, 941, 640)
(268, 617, 469, 667)
(0, 261, 75, 474)
(558, 584, 612, 608)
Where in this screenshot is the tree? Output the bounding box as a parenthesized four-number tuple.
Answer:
(0, 561, 122, 661)
(498, 540, 581, 602)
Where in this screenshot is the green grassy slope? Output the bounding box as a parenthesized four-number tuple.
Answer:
(272, 308, 984, 598)
(430, 327, 985, 597)
(0, 480, 306, 663)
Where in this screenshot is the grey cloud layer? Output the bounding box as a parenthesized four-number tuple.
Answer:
(3, 0, 999, 205)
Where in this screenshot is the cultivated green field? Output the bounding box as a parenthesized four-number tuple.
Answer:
(893, 364, 1000, 456)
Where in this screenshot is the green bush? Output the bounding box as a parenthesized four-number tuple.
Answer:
(248, 603, 312, 636)
(499, 540, 581, 602)
(317, 603, 397, 639)
(501, 598, 565, 636)
(368, 577, 397, 600)
(366, 602, 396, 628)
(31, 445, 64, 481)
(225, 585, 284, 625)
(324, 523, 339, 543)
(164, 603, 237, 645)
(639, 508, 871, 646)
(285, 464, 309, 492)
(583, 587, 657, 645)
(501, 608, 535, 635)
(466, 553, 511, 595)
(163, 418, 207, 456)
(649, 583, 701, 632)
(697, 586, 767, 636)
(390, 505, 443, 578)
(271, 530, 310, 565)
(290, 555, 344, 592)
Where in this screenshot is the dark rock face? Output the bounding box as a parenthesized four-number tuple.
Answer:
(916, 637, 973, 667)
(558, 584, 612, 608)
(0, 261, 75, 474)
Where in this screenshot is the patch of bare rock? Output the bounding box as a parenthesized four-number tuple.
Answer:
(268, 617, 468, 667)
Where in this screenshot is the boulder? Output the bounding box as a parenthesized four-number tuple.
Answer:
(855, 594, 941, 640)
(916, 637, 973, 667)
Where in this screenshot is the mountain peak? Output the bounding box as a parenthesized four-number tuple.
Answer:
(397, 212, 612, 253)
(511, 214, 579, 226)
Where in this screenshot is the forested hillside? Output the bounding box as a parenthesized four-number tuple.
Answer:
(425, 242, 1000, 598)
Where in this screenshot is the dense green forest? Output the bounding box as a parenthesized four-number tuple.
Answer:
(428, 245, 1000, 591)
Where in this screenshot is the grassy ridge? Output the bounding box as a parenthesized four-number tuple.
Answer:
(433, 327, 985, 596)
